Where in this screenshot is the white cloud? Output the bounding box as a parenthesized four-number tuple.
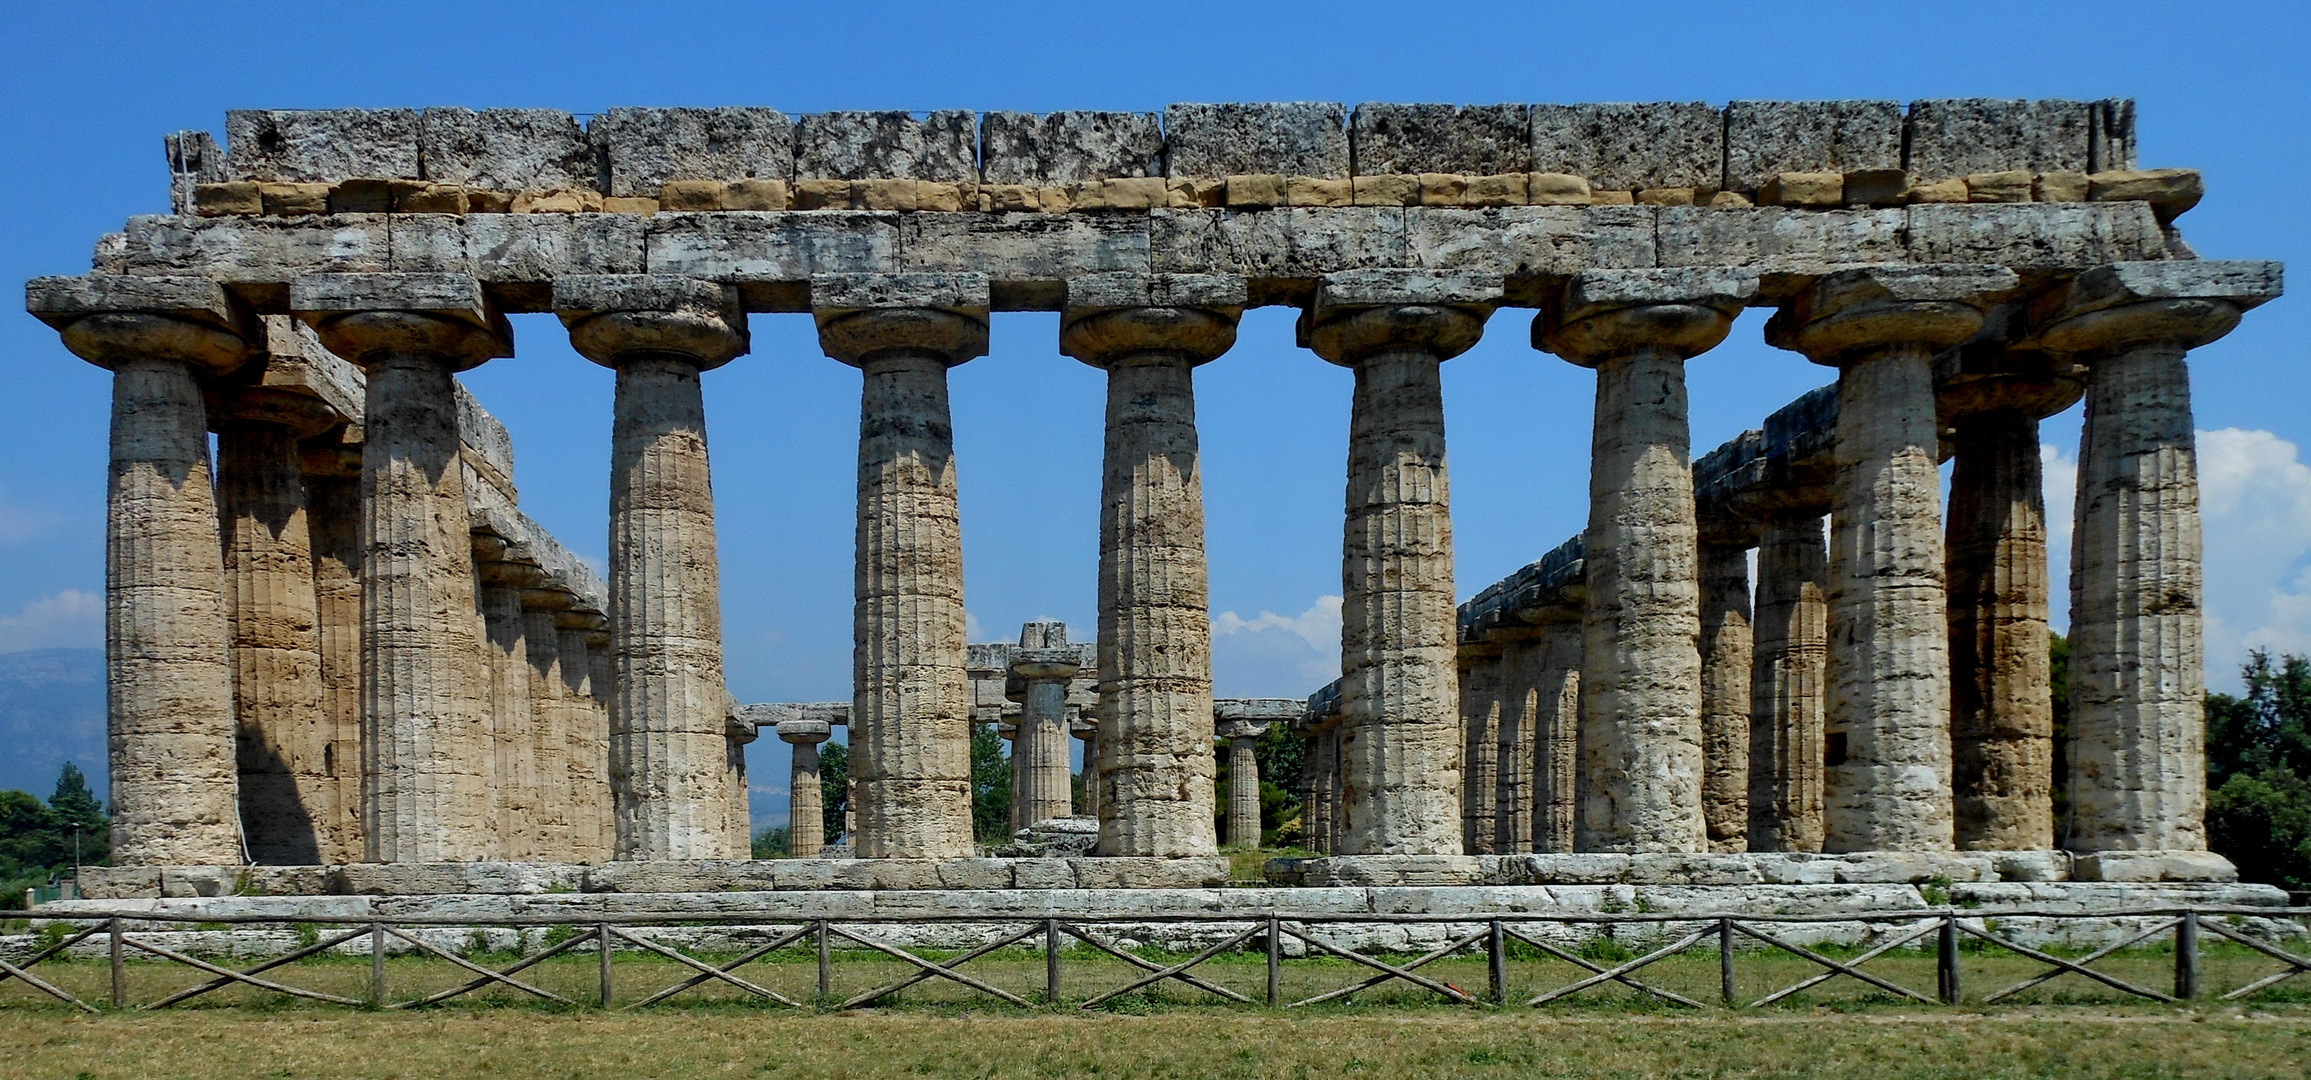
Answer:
(2196, 428, 2311, 689)
(963, 609, 985, 641)
(1211, 595, 1342, 696)
(2041, 441, 2078, 631)
(0, 589, 102, 652)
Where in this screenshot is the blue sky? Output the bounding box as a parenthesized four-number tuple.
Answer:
(2, 2, 2304, 826)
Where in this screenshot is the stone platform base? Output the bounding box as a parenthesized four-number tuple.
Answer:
(22, 879, 2294, 958)
(74, 857, 1234, 900)
(1266, 850, 2240, 888)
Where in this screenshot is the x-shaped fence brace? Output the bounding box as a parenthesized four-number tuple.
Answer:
(10, 908, 2311, 1011)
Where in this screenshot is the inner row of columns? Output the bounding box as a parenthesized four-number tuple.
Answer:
(76, 258, 2240, 865)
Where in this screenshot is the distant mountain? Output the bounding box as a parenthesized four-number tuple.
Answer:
(0, 648, 106, 801)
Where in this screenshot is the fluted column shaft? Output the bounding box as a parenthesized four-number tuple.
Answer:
(109, 354, 245, 864)
(1015, 673, 1079, 827)
(518, 603, 570, 857)
(1458, 651, 1502, 854)
(607, 357, 733, 859)
(559, 623, 612, 861)
(785, 732, 828, 857)
(1064, 291, 1239, 858)
(1948, 410, 2055, 850)
(1748, 514, 1829, 852)
(1493, 637, 1540, 854)
(304, 464, 365, 863)
(1698, 542, 1754, 852)
(477, 574, 536, 858)
(1226, 736, 1260, 848)
(1530, 620, 1583, 853)
(218, 419, 328, 864)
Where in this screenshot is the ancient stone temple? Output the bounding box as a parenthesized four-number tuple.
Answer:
(23, 98, 2283, 907)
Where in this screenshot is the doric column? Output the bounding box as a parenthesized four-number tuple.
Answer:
(1455, 640, 1503, 854)
(999, 720, 1027, 833)
(1217, 719, 1270, 849)
(1491, 632, 1539, 854)
(473, 537, 543, 859)
(525, 589, 580, 859)
(296, 272, 512, 863)
(558, 275, 749, 861)
(1304, 270, 1499, 855)
(2027, 261, 2282, 852)
(1767, 264, 2017, 853)
(1061, 273, 1242, 857)
(1008, 621, 1082, 830)
(1541, 268, 1757, 853)
(1697, 539, 1754, 852)
(815, 273, 989, 859)
(212, 384, 340, 865)
(1748, 512, 1829, 852)
(560, 618, 615, 862)
(31, 276, 257, 866)
(780, 719, 832, 857)
(301, 438, 365, 863)
(1070, 717, 1100, 823)
(1528, 618, 1583, 853)
(1940, 341, 2083, 851)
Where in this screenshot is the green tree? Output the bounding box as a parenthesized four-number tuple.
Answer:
(818, 741, 849, 844)
(970, 722, 1012, 844)
(2205, 651, 2311, 892)
(751, 826, 791, 859)
(47, 762, 106, 866)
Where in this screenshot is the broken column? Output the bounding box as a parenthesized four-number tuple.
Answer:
(30, 275, 256, 866)
(1304, 270, 1498, 855)
(296, 272, 512, 863)
(1748, 511, 1830, 852)
(1061, 273, 1243, 858)
(815, 273, 988, 859)
(1541, 267, 1756, 853)
(1767, 264, 2016, 853)
(2029, 261, 2282, 852)
(1009, 621, 1082, 829)
(780, 718, 832, 857)
(558, 275, 750, 861)
(1940, 337, 2081, 851)
(1697, 538, 1755, 853)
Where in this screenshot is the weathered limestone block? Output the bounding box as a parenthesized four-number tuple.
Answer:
(901, 213, 1152, 308)
(2089, 99, 2138, 174)
(795, 110, 976, 182)
(1163, 102, 1350, 178)
(1148, 207, 1407, 285)
(1698, 542, 1753, 853)
(644, 212, 900, 299)
(2029, 261, 2283, 851)
(1749, 514, 1828, 853)
(226, 109, 421, 182)
(1458, 644, 1503, 854)
(779, 719, 832, 858)
(1403, 206, 1656, 277)
(1906, 99, 2094, 183)
(1009, 622, 1082, 832)
(1906, 203, 2166, 273)
(466, 214, 648, 294)
(419, 108, 595, 192)
(168, 130, 226, 215)
(591, 108, 794, 197)
(119, 215, 390, 288)
(294, 273, 511, 863)
(1305, 270, 1498, 855)
(1723, 100, 1903, 194)
(816, 273, 989, 860)
(1530, 102, 1721, 192)
(1656, 207, 1905, 277)
(1350, 103, 1530, 176)
(1061, 273, 1242, 857)
(556, 275, 749, 861)
(1946, 407, 2056, 851)
(214, 397, 334, 865)
(1541, 268, 1754, 854)
(1767, 265, 2018, 853)
(29, 276, 258, 866)
(981, 111, 1163, 184)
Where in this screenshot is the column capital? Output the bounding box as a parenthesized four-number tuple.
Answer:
(776, 718, 833, 745)
(2025, 261, 2283, 358)
(1060, 273, 1245, 368)
(1216, 719, 1272, 741)
(29, 274, 257, 375)
(1299, 270, 1500, 365)
(1537, 268, 1760, 368)
(1765, 265, 2018, 367)
(555, 274, 749, 371)
(291, 273, 512, 372)
(813, 272, 990, 367)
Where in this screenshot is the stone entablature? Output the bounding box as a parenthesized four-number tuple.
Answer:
(165, 101, 2193, 223)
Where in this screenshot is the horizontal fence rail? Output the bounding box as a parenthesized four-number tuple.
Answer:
(2, 907, 2307, 1013)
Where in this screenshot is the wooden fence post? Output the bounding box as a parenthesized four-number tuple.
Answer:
(1937, 916, 1961, 1004)
(2175, 911, 2200, 1001)
(1045, 919, 1061, 1004)
(597, 923, 613, 1008)
(1719, 918, 1737, 1007)
(816, 919, 832, 1001)
(108, 917, 125, 1009)
(369, 922, 386, 1007)
(1488, 920, 1507, 1004)
(1267, 915, 1283, 1006)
